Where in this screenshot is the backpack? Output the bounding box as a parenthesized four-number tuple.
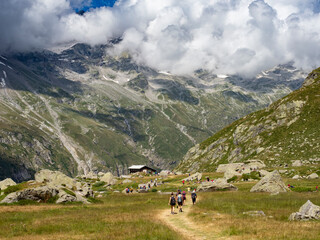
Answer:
(177, 194, 182, 203)
(170, 196, 176, 205)
(191, 193, 196, 199)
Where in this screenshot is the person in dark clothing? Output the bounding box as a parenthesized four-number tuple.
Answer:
(168, 192, 176, 214)
(191, 190, 197, 205)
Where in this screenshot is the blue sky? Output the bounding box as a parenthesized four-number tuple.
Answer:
(77, 0, 116, 11)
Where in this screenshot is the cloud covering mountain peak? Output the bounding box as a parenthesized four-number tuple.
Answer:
(1, 0, 320, 76)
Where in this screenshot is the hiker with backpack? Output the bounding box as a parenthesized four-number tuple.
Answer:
(177, 192, 183, 212)
(191, 189, 197, 205)
(169, 192, 176, 214)
(182, 190, 187, 205)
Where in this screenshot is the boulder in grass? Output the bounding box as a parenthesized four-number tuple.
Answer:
(159, 170, 171, 176)
(0, 186, 59, 204)
(183, 172, 202, 181)
(0, 178, 16, 190)
(292, 160, 302, 167)
(197, 178, 238, 192)
(224, 169, 242, 180)
(292, 175, 301, 180)
(307, 173, 319, 179)
(100, 172, 117, 186)
(259, 170, 270, 177)
(289, 200, 320, 221)
(35, 169, 77, 189)
(250, 170, 287, 193)
(56, 190, 77, 204)
(216, 163, 243, 173)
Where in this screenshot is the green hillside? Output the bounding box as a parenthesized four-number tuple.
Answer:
(176, 68, 320, 172)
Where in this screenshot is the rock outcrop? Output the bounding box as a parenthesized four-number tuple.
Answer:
(224, 169, 242, 179)
(289, 200, 320, 221)
(307, 173, 319, 179)
(35, 169, 77, 189)
(197, 178, 238, 192)
(250, 170, 287, 193)
(292, 175, 301, 180)
(1, 186, 59, 204)
(159, 170, 171, 176)
(292, 160, 302, 167)
(100, 172, 117, 185)
(217, 161, 266, 179)
(183, 172, 202, 181)
(56, 190, 77, 204)
(0, 178, 16, 190)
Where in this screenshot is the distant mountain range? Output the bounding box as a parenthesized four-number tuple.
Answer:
(0, 41, 306, 181)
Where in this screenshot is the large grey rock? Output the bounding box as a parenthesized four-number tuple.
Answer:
(75, 192, 90, 204)
(183, 172, 202, 181)
(35, 169, 77, 189)
(0, 186, 59, 204)
(292, 160, 302, 167)
(0, 178, 16, 190)
(250, 170, 287, 193)
(292, 175, 301, 180)
(81, 171, 98, 180)
(197, 178, 238, 192)
(77, 184, 94, 198)
(159, 170, 171, 176)
(289, 200, 320, 221)
(307, 173, 319, 179)
(100, 172, 117, 185)
(259, 170, 270, 177)
(224, 169, 242, 180)
(216, 163, 243, 173)
(217, 161, 265, 175)
(56, 190, 77, 204)
(246, 160, 266, 169)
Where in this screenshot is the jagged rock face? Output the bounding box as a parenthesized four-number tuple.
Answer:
(0, 42, 306, 180)
(197, 178, 238, 192)
(177, 68, 320, 173)
(35, 169, 77, 189)
(0, 186, 59, 204)
(0, 178, 16, 190)
(250, 170, 287, 193)
(289, 200, 320, 221)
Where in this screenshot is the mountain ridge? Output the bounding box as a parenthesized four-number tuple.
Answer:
(0, 43, 307, 181)
(176, 67, 320, 173)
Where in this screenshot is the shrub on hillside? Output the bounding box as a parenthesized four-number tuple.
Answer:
(227, 176, 238, 183)
(3, 184, 24, 195)
(242, 171, 260, 181)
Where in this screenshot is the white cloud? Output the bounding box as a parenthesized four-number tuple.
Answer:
(1, 0, 320, 76)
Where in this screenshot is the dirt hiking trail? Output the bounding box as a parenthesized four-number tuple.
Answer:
(157, 196, 235, 240)
(157, 196, 212, 240)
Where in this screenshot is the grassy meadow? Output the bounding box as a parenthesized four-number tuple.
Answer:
(1, 174, 320, 239)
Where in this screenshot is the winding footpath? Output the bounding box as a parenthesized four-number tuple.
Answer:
(157, 196, 209, 240)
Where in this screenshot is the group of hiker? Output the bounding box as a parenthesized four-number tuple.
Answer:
(169, 189, 197, 214)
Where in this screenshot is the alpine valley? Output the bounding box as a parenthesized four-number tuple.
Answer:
(0, 42, 306, 181)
